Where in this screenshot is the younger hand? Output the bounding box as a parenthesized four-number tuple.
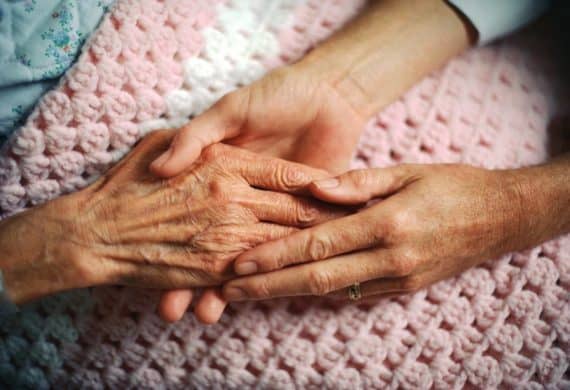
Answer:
(150, 66, 365, 176)
(152, 66, 366, 322)
(223, 164, 529, 301)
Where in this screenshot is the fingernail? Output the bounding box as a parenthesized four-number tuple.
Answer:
(224, 287, 247, 301)
(314, 178, 339, 189)
(235, 261, 258, 275)
(152, 148, 173, 170)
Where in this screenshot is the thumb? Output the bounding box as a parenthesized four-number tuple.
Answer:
(310, 166, 416, 204)
(150, 95, 246, 177)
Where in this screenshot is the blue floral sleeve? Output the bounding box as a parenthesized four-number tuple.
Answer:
(0, 0, 115, 145)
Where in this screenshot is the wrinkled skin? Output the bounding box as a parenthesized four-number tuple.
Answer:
(1, 130, 345, 305)
(224, 164, 536, 300)
(151, 67, 366, 321)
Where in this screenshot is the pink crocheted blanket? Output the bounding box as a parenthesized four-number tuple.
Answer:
(0, 0, 568, 388)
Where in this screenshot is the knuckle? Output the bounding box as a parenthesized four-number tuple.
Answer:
(251, 279, 272, 299)
(137, 246, 160, 264)
(383, 209, 414, 245)
(272, 255, 286, 271)
(276, 165, 310, 190)
(209, 179, 229, 202)
(307, 269, 333, 296)
(305, 234, 332, 261)
(294, 202, 320, 226)
(348, 170, 370, 189)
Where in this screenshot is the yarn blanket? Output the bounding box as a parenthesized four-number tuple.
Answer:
(0, 0, 568, 388)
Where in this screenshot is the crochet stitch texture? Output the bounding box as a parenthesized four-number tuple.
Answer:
(0, 0, 569, 388)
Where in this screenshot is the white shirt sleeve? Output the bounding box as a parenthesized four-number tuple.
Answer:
(448, 0, 551, 45)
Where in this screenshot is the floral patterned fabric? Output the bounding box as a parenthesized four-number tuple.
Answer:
(0, 0, 114, 145)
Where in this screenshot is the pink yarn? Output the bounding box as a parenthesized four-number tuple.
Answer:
(0, 0, 568, 389)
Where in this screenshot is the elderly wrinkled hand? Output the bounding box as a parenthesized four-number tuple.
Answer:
(151, 64, 367, 322)
(223, 162, 569, 301)
(0, 130, 345, 306)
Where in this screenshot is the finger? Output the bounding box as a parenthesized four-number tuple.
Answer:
(326, 279, 408, 300)
(310, 166, 417, 205)
(150, 95, 246, 177)
(234, 207, 381, 275)
(240, 189, 349, 228)
(189, 222, 298, 256)
(107, 221, 298, 271)
(193, 288, 228, 324)
(229, 150, 329, 194)
(97, 258, 220, 289)
(158, 289, 193, 322)
(225, 248, 406, 301)
(97, 243, 215, 270)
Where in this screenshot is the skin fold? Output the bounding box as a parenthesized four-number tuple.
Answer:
(0, 130, 347, 305)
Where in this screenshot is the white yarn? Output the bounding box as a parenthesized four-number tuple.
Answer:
(143, 0, 296, 132)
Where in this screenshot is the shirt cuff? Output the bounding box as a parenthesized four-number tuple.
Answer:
(448, 0, 551, 45)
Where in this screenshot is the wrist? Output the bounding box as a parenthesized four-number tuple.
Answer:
(500, 158, 570, 250)
(296, 0, 474, 118)
(0, 195, 92, 304)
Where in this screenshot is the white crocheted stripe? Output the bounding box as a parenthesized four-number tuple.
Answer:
(138, 0, 299, 136)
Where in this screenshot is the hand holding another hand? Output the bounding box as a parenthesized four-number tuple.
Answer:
(0, 130, 345, 311)
(224, 164, 533, 301)
(152, 65, 367, 322)
(150, 66, 366, 177)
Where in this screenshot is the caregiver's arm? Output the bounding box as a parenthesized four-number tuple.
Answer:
(305, 0, 549, 118)
(150, 0, 475, 177)
(0, 130, 343, 305)
(303, 0, 477, 119)
(224, 155, 570, 300)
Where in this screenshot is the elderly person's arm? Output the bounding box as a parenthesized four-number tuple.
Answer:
(225, 155, 570, 300)
(0, 130, 343, 306)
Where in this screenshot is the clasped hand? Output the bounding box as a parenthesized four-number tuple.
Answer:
(1, 130, 345, 305)
(149, 67, 530, 324)
(225, 164, 527, 301)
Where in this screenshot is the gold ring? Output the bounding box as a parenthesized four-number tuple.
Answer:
(348, 283, 362, 301)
